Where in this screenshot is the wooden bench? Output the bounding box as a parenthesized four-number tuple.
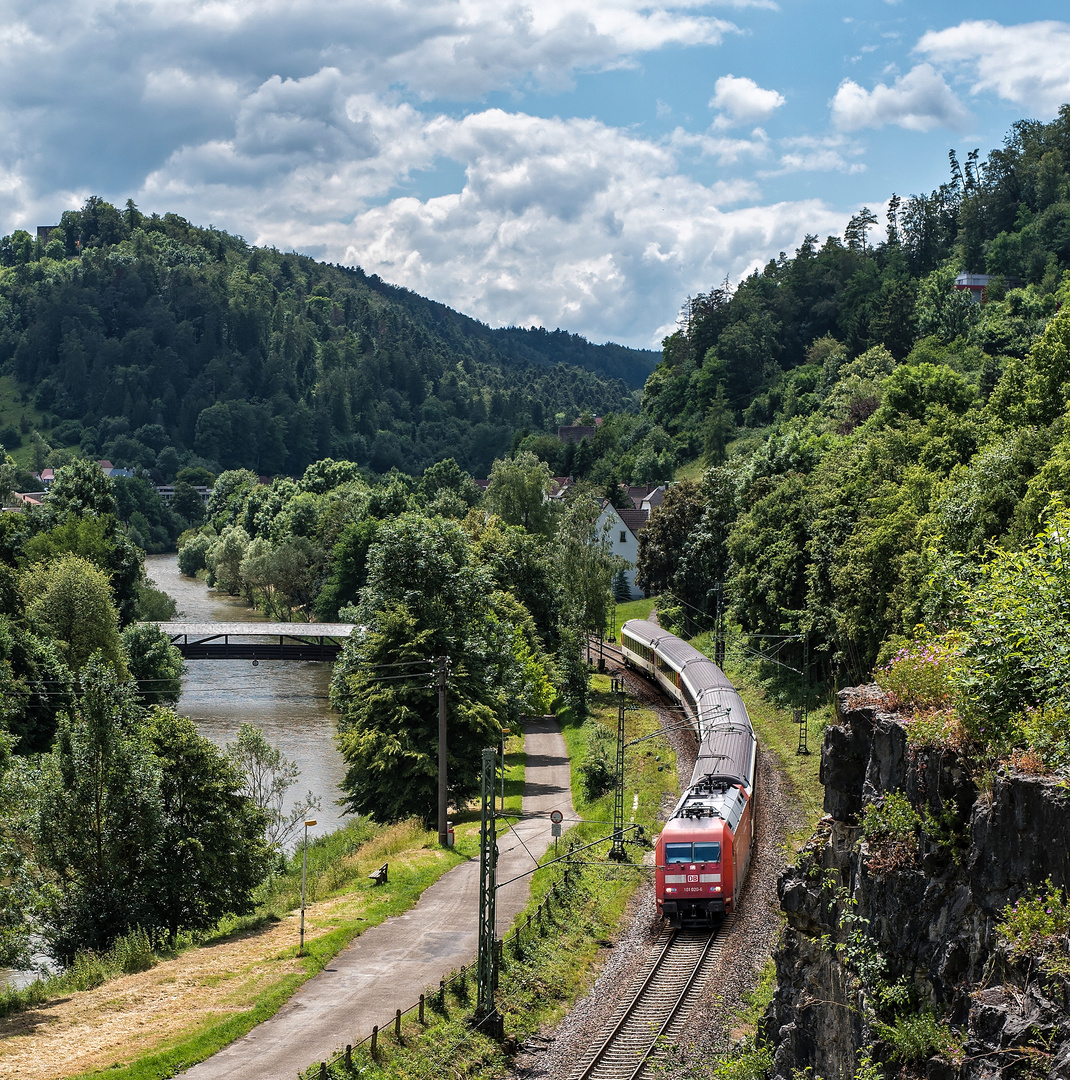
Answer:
(368, 862, 388, 886)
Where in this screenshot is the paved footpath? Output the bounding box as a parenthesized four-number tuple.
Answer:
(182, 715, 574, 1080)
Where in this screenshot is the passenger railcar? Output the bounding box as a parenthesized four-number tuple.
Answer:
(620, 620, 757, 926)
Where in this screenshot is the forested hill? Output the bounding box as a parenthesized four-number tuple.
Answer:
(595, 106, 1070, 686)
(0, 201, 653, 480)
(646, 109, 1070, 443)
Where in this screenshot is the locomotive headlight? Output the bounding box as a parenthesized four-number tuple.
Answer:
(714, 886, 721, 892)
(665, 887, 677, 894)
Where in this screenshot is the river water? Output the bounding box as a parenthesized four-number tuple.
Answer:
(143, 554, 348, 843)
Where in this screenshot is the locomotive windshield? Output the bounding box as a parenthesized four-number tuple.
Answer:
(664, 843, 693, 863)
(664, 842, 721, 863)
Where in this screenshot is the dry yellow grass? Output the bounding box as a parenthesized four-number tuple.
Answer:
(0, 835, 452, 1080)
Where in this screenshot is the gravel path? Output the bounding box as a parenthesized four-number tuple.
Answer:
(515, 662, 803, 1080)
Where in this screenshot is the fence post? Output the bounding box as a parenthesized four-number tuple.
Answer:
(371, 1025, 378, 1059)
(439, 979, 446, 1008)
(345, 1045, 352, 1069)
(395, 1008, 402, 1039)
(419, 993, 425, 1024)
(514, 927, 522, 958)
(319, 1064, 327, 1080)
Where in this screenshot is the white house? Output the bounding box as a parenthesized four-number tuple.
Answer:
(598, 501, 649, 600)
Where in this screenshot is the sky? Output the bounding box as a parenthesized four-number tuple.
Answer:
(1, 2, 1069, 349)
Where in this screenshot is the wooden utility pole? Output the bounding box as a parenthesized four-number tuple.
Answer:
(438, 656, 449, 846)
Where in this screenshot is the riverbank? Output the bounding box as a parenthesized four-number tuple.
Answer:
(0, 722, 527, 1080)
(0, 820, 466, 1080)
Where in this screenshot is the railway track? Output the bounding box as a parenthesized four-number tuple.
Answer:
(571, 920, 734, 1080)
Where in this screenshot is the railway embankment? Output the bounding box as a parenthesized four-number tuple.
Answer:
(764, 687, 1070, 1079)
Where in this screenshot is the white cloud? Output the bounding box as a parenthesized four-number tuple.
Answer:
(830, 62, 971, 132)
(142, 105, 842, 346)
(0, 0, 846, 347)
(765, 134, 866, 176)
(709, 74, 785, 126)
(918, 19, 1070, 117)
(671, 126, 771, 165)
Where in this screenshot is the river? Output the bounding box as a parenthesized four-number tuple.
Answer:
(143, 554, 348, 843)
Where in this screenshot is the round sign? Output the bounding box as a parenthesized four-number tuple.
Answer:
(550, 810, 563, 824)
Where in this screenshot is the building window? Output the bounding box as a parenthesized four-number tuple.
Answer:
(620, 531, 627, 543)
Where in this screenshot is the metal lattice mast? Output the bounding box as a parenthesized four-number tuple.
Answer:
(476, 746, 499, 1023)
(609, 681, 626, 861)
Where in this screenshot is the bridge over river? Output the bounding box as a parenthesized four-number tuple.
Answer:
(151, 621, 356, 661)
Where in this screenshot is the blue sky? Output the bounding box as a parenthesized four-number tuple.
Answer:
(1, 1, 1068, 348)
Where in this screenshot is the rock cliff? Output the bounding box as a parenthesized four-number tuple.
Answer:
(764, 686, 1070, 1079)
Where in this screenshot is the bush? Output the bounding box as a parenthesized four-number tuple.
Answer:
(875, 1009, 963, 1063)
(578, 721, 615, 802)
(874, 632, 959, 709)
(996, 878, 1070, 977)
(710, 1035, 773, 1080)
(860, 792, 919, 872)
(1012, 703, 1070, 774)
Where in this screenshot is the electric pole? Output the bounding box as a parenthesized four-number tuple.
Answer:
(714, 581, 726, 669)
(437, 656, 449, 847)
(609, 678, 627, 861)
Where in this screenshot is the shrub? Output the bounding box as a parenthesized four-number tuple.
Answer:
(1012, 703, 1070, 774)
(875, 632, 960, 709)
(996, 879, 1070, 977)
(875, 1009, 963, 1063)
(578, 722, 615, 802)
(860, 792, 919, 872)
(903, 707, 969, 752)
(710, 1035, 773, 1080)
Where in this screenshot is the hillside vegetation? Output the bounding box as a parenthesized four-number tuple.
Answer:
(0, 200, 652, 481)
(588, 105, 1070, 692)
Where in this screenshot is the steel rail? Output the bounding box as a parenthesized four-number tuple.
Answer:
(572, 921, 729, 1080)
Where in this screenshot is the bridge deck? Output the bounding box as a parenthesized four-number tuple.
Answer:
(150, 621, 356, 660)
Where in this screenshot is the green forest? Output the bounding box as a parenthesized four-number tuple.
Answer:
(0, 200, 652, 481)
(539, 106, 1070, 687)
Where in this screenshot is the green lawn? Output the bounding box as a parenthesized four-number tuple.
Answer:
(607, 596, 657, 640)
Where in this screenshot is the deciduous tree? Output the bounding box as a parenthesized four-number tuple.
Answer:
(35, 659, 162, 961)
(147, 710, 271, 944)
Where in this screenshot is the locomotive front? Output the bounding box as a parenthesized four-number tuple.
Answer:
(655, 814, 732, 924)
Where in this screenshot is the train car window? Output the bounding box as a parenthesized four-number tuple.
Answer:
(694, 842, 721, 863)
(664, 843, 692, 863)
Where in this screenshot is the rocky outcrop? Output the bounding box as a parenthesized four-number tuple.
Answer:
(764, 688, 1070, 1080)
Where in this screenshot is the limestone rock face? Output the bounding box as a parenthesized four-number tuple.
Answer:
(764, 691, 1070, 1079)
